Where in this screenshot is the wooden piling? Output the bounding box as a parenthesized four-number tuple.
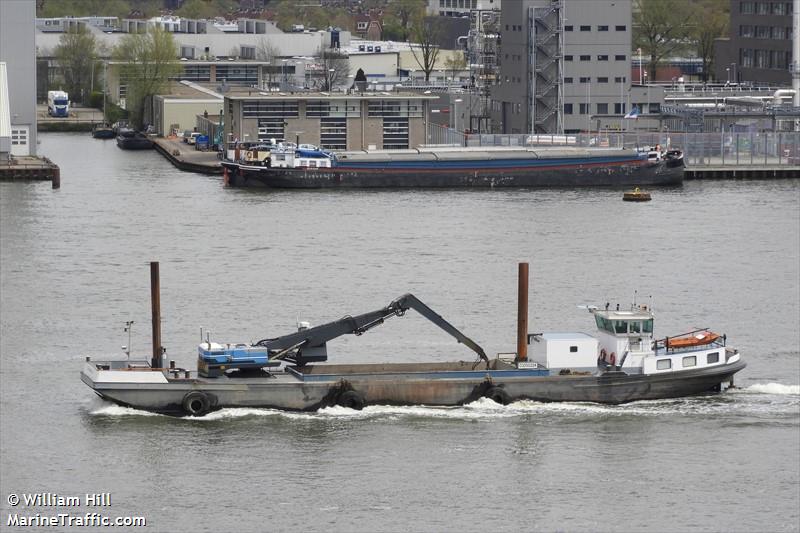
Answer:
(150, 262, 162, 369)
(517, 262, 529, 362)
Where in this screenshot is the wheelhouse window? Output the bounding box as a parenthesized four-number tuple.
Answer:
(657, 359, 671, 370)
(614, 320, 628, 334)
(643, 319, 653, 333)
(630, 321, 641, 334)
(682, 356, 697, 368)
(595, 315, 614, 333)
(707, 352, 720, 364)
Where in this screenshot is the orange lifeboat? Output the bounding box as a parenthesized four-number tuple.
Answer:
(666, 330, 720, 349)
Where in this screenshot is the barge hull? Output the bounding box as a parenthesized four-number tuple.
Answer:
(225, 162, 683, 189)
(82, 359, 745, 415)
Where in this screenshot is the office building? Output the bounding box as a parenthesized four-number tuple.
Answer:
(1, 0, 37, 156)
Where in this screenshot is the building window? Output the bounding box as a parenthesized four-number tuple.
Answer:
(240, 46, 256, 60)
(707, 352, 720, 364)
(682, 356, 697, 368)
(615, 54, 626, 60)
(756, 1, 769, 13)
(564, 55, 573, 61)
(580, 55, 590, 61)
(383, 118, 409, 149)
(740, 1, 754, 13)
(569, 346, 578, 353)
(597, 25, 608, 31)
(597, 76, 608, 83)
(614, 103, 626, 114)
(257, 118, 285, 142)
(772, 1, 786, 14)
(564, 103, 573, 114)
(580, 25, 590, 31)
(579, 76, 590, 83)
(772, 26, 785, 39)
(597, 55, 608, 61)
(564, 77, 573, 83)
(656, 359, 672, 370)
(614, 76, 626, 82)
(564, 25, 573, 31)
(615, 25, 626, 31)
(180, 46, 195, 59)
(596, 103, 608, 114)
(320, 117, 347, 150)
(579, 103, 589, 114)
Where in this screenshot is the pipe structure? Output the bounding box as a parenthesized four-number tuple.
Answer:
(150, 261, 162, 369)
(517, 262, 529, 362)
(794, 0, 799, 129)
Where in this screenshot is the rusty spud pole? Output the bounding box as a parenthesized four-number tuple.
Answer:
(517, 262, 529, 362)
(150, 261, 162, 369)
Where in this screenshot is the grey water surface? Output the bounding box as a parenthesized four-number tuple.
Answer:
(1, 133, 798, 532)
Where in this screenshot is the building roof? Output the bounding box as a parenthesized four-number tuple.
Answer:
(224, 88, 439, 101)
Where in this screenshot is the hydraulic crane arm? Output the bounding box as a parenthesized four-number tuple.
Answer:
(254, 293, 488, 366)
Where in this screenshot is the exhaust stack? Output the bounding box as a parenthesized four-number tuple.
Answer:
(150, 261, 162, 369)
(517, 262, 529, 362)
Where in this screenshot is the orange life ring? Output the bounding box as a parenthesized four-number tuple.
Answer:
(609, 352, 616, 366)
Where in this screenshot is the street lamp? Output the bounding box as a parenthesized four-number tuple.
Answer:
(726, 67, 730, 84)
(453, 98, 463, 132)
(637, 47, 643, 85)
(730, 62, 737, 85)
(328, 68, 335, 91)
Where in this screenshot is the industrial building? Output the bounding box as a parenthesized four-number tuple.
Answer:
(490, 0, 632, 134)
(1, 0, 37, 156)
(223, 89, 437, 150)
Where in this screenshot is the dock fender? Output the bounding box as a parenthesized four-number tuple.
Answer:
(337, 390, 366, 410)
(182, 391, 213, 416)
(484, 386, 511, 406)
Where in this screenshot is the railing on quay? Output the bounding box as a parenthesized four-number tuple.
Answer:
(426, 124, 800, 168)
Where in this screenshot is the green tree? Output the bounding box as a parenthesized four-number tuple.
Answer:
(444, 54, 467, 83)
(177, 0, 218, 19)
(388, 0, 426, 41)
(114, 27, 182, 129)
(689, 0, 729, 82)
(54, 26, 98, 104)
(633, 0, 692, 81)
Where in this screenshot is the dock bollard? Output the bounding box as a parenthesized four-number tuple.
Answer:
(52, 167, 60, 189)
(170, 360, 175, 369)
(184, 370, 190, 379)
(86, 356, 90, 362)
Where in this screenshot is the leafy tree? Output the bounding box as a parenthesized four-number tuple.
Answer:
(410, 17, 441, 82)
(689, 0, 729, 82)
(257, 38, 281, 88)
(633, 0, 692, 81)
(387, 0, 426, 41)
(444, 54, 466, 83)
(177, 0, 218, 19)
(113, 27, 181, 129)
(54, 26, 98, 104)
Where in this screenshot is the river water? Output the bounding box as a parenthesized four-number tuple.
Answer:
(1, 133, 798, 532)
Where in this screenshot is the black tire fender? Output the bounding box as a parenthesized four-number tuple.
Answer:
(337, 390, 366, 410)
(182, 391, 211, 416)
(485, 386, 511, 405)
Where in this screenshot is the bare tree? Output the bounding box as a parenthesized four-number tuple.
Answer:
(314, 48, 350, 91)
(690, 0, 729, 82)
(410, 18, 441, 82)
(257, 38, 282, 89)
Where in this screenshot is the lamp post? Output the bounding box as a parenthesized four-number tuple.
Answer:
(453, 98, 463, 132)
(726, 67, 730, 84)
(327, 68, 335, 91)
(281, 58, 288, 87)
(637, 47, 643, 85)
(730, 62, 737, 84)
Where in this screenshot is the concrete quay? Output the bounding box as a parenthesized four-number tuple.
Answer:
(152, 137, 222, 175)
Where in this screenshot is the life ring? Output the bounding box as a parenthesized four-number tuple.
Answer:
(609, 352, 617, 366)
(182, 391, 211, 416)
(600, 348, 608, 361)
(337, 390, 366, 410)
(484, 386, 511, 405)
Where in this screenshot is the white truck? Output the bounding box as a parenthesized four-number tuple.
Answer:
(47, 90, 69, 117)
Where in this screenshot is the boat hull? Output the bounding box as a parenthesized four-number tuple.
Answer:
(116, 135, 153, 150)
(82, 358, 745, 416)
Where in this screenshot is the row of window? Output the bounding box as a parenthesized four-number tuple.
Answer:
(439, 0, 479, 8)
(739, 1, 793, 15)
(565, 54, 628, 61)
(564, 103, 628, 115)
(564, 76, 627, 84)
(740, 48, 792, 69)
(243, 100, 423, 120)
(656, 352, 720, 370)
(739, 25, 794, 39)
(504, 24, 627, 32)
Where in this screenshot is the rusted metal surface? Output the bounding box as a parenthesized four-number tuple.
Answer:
(517, 262, 529, 362)
(150, 262, 162, 369)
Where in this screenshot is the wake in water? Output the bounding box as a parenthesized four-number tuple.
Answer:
(86, 382, 798, 421)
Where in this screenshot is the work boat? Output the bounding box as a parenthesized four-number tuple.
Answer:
(81, 266, 744, 416)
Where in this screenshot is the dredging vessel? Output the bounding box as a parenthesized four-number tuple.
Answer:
(81, 263, 744, 416)
(221, 143, 685, 189)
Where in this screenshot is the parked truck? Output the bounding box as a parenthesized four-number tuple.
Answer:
(47, 90, 69, 117)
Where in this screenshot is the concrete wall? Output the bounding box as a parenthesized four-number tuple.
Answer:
(153, 97, 223, 136)
(1, 0, 37, 156)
